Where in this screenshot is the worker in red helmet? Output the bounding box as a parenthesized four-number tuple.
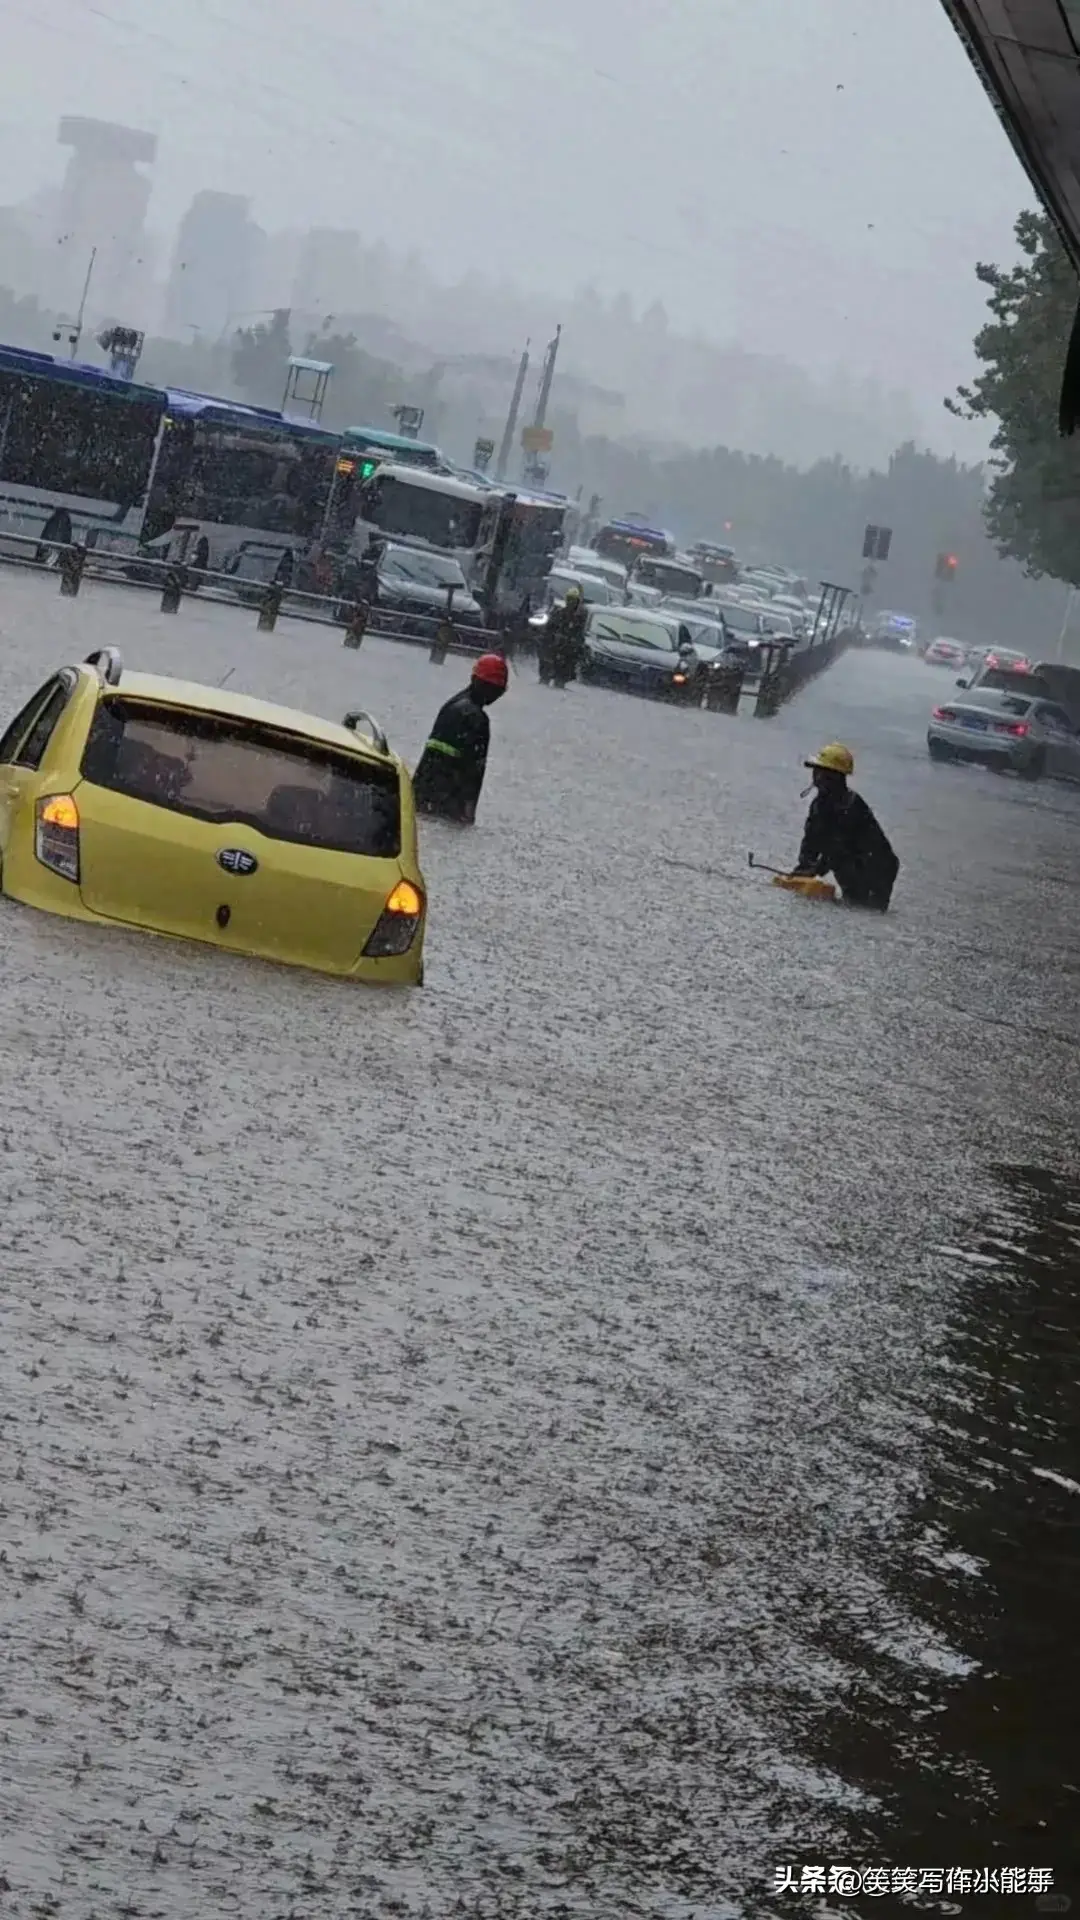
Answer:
(412, 652, 509, 824)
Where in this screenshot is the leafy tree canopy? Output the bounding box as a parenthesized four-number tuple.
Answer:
(948, 209, 1080, 585)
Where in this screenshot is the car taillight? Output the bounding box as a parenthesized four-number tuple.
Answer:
(932, 706, 956, 721)
(363, 878, 424, 957)
(35, 792, 80, 882)
(996, 721, 1028, 737)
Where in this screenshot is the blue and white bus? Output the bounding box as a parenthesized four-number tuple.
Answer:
(141, 390, 341, 577)
(0, 342, 344, 576)
(0, 344, 166, 553)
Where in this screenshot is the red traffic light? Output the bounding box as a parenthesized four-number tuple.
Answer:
(935, 551, 959, 581)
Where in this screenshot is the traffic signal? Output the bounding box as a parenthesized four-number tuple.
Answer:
(862, 524, 892, 562)
(934, 551, 958, 581)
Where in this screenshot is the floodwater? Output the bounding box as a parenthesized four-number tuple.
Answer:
(0, 570, 1077, 1919)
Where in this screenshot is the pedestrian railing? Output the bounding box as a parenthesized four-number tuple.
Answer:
(0, 531, 507, 665)
(0, 531, 851, 701)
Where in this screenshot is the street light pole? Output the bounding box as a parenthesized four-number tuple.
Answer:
(70, 247, 97, 359)
(53, 246, 97, 360)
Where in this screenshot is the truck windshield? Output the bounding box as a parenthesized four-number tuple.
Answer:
(363, 477, 484, 550)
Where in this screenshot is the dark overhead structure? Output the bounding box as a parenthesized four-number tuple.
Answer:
(939, 2, 1080, 264)
(938, 1, 1080, 429)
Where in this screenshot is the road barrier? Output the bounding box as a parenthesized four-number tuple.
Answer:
(0, 531, 506, 665)
(750, 626, 853, 718)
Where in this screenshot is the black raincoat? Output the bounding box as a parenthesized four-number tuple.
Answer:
(412, 687, 491, 824)
(796, 785, 899, 910)
(539, 600, 587, 686)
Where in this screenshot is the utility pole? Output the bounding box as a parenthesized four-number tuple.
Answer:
(523, 325, 561, 487)
(532, 325, 560, 435)
(495, 342, 530, 483)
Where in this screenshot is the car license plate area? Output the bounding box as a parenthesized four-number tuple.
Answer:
(958, 714, 988, 730)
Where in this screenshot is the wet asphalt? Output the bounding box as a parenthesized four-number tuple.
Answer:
(0, 569, 1078, 1919)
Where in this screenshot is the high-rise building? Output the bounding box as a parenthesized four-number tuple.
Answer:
(163, 190, 260, 341)
(52, 117, 156, 323)
(290, 228, 363, 334)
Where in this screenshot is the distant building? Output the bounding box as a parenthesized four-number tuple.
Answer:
(163, 190, 261, 341)
(290, 228, 363, 333)
(52, 117, 156, 321)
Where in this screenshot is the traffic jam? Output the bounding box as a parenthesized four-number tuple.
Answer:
(2, 332, 1076, 1009)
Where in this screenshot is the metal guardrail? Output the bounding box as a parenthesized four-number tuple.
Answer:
(0, 530, 850, 701)
(0, 530, 506, 665)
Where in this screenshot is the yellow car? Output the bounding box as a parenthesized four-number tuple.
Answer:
(0, 647, 426, 984)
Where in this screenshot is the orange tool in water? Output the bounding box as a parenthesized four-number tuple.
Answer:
(748, 853, 837, 902)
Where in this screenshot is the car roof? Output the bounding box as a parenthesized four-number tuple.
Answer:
(94, 670, 396, 765)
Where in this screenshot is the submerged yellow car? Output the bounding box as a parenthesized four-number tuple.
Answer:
(0, 648, 426, 983)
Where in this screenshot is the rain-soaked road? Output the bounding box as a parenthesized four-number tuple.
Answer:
(1, 570, 1078, 1920)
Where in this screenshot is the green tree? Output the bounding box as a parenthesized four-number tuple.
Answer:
(947, 209, 1080, 584)
(231, 308, 292, 409)
(301, 331, 400, 433)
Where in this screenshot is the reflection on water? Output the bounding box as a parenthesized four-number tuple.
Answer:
(820, 1165, 1080, 1914)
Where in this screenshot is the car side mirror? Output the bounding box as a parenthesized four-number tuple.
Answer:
(956, 677, 969, 690)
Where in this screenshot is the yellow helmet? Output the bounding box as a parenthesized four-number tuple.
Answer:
(805, 742, 854, 776)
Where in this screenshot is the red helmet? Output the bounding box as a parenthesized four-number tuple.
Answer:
(472, 652, 509, 689)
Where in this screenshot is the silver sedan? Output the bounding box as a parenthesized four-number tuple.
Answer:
(927, 690, 1080, 780)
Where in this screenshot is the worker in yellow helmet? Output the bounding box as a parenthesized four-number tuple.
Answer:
(792, 743, 900, 910)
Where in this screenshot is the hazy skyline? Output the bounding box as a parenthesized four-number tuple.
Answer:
(1, 0, 1034, 457)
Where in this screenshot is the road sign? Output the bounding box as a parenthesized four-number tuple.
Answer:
(862, 524, 892, 562)
(521, 425, 554, 454)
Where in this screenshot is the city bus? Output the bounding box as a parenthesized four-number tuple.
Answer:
(0, 343, 167, 553)
(593, 516, 676, 567)
(140, 390, 342, 577)
(0, 342, 344, 576)
(354, 462, 569, 613)
(339, 425, 443, 477)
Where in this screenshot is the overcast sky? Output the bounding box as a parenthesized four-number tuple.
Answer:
(0, 0, 1034, 449)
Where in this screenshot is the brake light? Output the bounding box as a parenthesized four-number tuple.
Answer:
(932, 706, 955, 721)
(363, 878, 425, 957)
(386, 879, 423, 916)
(997, 721, 1029, 737)
(35, 792, 80, 882)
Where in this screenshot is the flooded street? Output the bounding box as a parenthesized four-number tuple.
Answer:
(1, 571, 1078, 1918)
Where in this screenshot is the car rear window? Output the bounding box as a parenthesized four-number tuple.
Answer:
(961, 692, 1032, 716)
(977, 667, 1050, 698)
(81, 698, 401, 857)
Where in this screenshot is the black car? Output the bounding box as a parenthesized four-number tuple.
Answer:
(373, 542, 484, 631)
(581, 608, 706, 704)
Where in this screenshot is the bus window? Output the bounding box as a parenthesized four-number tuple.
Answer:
(0, 374, 160, 509)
